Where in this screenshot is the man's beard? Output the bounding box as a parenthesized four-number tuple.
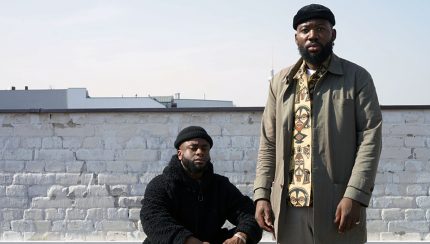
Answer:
(181, 157, 209, 174)
(298, 40, 333, 66)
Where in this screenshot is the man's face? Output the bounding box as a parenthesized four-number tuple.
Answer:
(295, 19, 336, 66)
(178, 138, 211, 174)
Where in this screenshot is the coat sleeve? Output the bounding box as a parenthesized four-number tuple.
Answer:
(224, 179, 262, 244)
(344, 70, 382, 206)
(253, 74, 279, 202)
(140, 176, 193, 243)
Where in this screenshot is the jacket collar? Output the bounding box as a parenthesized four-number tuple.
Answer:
(282, 53, 343, 84)
(163, 155, 214, 185)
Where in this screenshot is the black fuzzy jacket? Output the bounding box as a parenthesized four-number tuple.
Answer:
(140, 155, 262, 244)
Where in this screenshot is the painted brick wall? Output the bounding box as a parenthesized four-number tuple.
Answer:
(0, 109, 429, 241)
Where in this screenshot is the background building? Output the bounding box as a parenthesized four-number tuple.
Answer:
(0, 87, 234, 110)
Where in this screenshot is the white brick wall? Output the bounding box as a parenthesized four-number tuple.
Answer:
(0, 109, 429, 241)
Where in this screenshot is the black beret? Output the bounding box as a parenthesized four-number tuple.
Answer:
(174, 126, 213, 149)
(293, 4, 335, 30)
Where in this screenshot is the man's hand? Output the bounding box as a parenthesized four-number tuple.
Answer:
(223, 232, 247, 244)
(334, 197, 361, 233)
(255, 199, 275, 234)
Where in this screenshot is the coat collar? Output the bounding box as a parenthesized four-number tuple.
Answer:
(282, 53, 343, 84)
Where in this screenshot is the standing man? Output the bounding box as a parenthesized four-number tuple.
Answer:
(141, 126, 262, 244)
(254, 4, 382, 244)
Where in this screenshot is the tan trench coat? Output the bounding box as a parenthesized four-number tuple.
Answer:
(254, 54, 382, 243)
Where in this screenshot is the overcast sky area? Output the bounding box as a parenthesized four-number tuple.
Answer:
(0, 0, 428, 106)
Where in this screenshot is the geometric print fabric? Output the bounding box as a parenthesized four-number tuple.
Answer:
(288, 73, 313, 207)
(288, 62, 327, 207)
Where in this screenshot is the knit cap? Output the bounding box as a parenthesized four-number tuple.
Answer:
(174, 126, 213, 149)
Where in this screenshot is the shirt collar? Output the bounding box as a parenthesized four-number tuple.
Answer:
(283, 53, 343, 84)
(294, 55, 331, 80)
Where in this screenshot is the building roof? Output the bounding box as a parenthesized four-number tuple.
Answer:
(0, 87, 234, 109)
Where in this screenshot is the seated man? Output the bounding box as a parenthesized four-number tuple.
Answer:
(140, 126, 262, 244)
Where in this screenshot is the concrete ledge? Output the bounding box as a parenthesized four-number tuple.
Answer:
(1, 242, 429, 244)
(0, 105, 429, 113)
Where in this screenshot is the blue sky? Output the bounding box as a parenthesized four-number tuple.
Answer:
(0, 0, 428, 106)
